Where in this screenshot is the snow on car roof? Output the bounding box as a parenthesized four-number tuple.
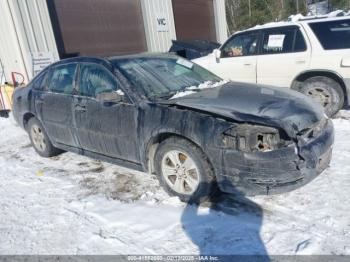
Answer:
(239, 12, 350, 33)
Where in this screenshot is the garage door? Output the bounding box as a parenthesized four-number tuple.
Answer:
(47, 0, 147, 58)
(172, 0, 217, 42)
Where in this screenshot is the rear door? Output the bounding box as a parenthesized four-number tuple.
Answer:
(35, 63, 79, 147)
(257, 26, 311, 87)
(74, 62, 140, 162)
(209, 31, 260, 83)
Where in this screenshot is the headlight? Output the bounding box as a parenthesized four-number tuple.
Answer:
(222, 124, 289, 152)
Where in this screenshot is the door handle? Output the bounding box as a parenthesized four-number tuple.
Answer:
(295, 59, 306, 64)
(244, 63, 252, 66)
(75, 104, 86, 112)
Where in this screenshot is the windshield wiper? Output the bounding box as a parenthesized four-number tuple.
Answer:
(150, 91, 178, 100)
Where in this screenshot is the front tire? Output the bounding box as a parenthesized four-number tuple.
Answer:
(154, 137, 217, 203)
(299, 76, 344, 117)
(27, 117, 62, 157)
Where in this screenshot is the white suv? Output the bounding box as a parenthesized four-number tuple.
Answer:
(193, 16, 350, 117)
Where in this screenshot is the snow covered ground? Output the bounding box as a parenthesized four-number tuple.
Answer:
(1, 112, 350, 255)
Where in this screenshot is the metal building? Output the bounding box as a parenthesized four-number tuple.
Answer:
(0, 0, 227, 84)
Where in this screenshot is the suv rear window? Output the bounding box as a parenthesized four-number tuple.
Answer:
(309, 19, 350, 50)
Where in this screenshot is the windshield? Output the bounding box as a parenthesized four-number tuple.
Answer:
(113, 57, 222, 100)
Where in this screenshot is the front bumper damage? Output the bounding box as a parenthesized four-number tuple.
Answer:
(214, 119, 334, 195)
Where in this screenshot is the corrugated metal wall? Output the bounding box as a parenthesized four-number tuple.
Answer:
(141, 0, 227, 52)
(0, 1, 28, 84)
(141, 0, 177, 52)
(213, 0, 228, 44)
(0, 0, 58, 84)
(0, 0, 227, 83)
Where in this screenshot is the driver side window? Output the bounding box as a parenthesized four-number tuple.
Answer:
(221, 33, 259, 58)
(79, 63, 118, 98)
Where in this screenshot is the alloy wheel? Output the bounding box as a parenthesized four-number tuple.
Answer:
(30, 124, 46, 152)
(161, 150, 200, 195)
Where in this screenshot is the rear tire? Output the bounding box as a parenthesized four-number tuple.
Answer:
(154, 137, 217, 203)
(299, 76, 344, 117)
(27, 117, 62, 157)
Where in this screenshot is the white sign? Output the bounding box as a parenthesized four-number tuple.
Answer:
(31, 51, 54, 76)
(267, 34, 285, 48)
(176, 58, 194, 69)
(156, 13, 169, 32)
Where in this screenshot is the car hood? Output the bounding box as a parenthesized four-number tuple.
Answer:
(163, 82, 325, 138)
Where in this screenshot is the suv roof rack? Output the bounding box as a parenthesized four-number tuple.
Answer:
(289, 10, 350, 22)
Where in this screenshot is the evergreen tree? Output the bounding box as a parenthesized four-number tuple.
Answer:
(226, 0, 308, 34)
(328, 0, 350, 10)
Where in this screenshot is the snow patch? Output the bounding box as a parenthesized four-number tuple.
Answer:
(328, 10, 346, 17)
(1, 111, 350, 255)
(290, 10, 348, 22)
(170, 80, 228, 99)
(288, 13, 305, 22)
(170, 90, 196, 99)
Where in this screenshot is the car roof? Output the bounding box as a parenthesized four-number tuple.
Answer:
(49, 56, 110, 67)
(108, 52, 179, 61)
(238, 15, 350, 33)
(48, 53, 180, 68)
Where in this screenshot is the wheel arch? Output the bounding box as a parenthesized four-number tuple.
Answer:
(144, 132, 212, 175)
(23, 112, 36, 130)
(291, 70, 348, 105)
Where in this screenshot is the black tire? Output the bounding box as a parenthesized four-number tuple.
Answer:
(154, 137, 217, 203)
(299, 76, 344, 117)
(27, 117, 62, 157)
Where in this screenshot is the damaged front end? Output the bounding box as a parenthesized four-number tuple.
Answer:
(215, 119, 334, 195)
(160, 82, 334, 195)
(222, 124, 292, 153)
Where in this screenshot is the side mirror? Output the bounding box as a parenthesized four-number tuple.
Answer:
(213, 49, 221, 63)
(97, 91, 123, 104)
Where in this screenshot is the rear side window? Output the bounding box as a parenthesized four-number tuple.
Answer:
(79, 63, 118, 98)
(309, 19, 350, 50)
(294, 29, 307, 52)
(48, 64, 77, 94)
(262, 27, 306, 54)
(32, 71, 47, 91)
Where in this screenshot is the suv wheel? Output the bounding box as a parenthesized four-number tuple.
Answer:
(299, 76, 344, 117)
(154, 137, 217, 203)
(27, 117, 62, 157)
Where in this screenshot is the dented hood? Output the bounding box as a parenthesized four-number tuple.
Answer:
(165, 82, 325, 138)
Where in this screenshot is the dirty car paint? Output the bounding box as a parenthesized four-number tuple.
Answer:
(167, 82, 325, 139)
(12, 55, 334, 196)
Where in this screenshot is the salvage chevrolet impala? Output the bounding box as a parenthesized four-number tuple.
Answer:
(12, 55, 334, 202)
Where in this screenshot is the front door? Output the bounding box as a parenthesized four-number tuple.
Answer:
(73, 62, 140, 163)
(35, 63, 79, 147)
(209, 31, 259, 83)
